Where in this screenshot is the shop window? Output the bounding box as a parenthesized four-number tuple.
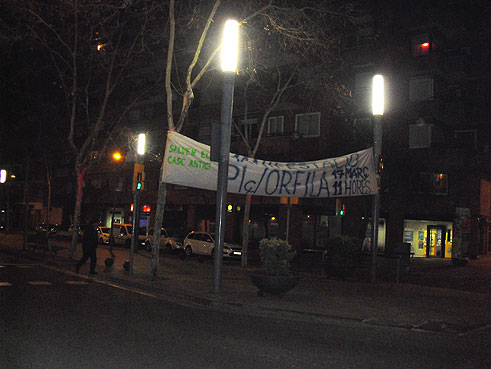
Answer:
(410, 77, 434, 102)
(267, 116, 284, 136)
(295, 112, 320, 138)
(418, 172, 448, 195)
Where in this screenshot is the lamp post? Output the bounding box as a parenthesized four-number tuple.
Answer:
(370, 74, 384, 283)
(129, 133, 146, 275)
(110, 151, 123, 249)
(213, 19, 239, 293)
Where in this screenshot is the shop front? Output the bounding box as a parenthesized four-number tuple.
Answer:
(404, 219, 453, 258)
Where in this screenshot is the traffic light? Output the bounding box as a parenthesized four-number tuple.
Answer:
(339, 204, 346, 216)
(132, 163, 145, 191)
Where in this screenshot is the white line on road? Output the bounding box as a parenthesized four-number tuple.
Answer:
(28, 281, 53, 286)
(65, 281, 89, 285)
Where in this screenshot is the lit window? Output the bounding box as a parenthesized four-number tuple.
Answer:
(419, 172, 448, 195)
(267, 116, 284, 136)
(295, 112, 320, 137)
(412, 41, 431, 56)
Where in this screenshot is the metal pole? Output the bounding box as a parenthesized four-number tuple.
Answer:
(285, 200, 291, 242)
(129, 189, 140, 275)
(213, 72, 235, 293)
(370, 115, 382, 283)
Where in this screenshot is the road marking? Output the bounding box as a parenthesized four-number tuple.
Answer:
(0, 282, 12, 287)
(65, 281, 89, 285)
(28, 281, 53, 286)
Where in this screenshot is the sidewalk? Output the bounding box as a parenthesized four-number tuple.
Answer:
(1, 232, 490, 335)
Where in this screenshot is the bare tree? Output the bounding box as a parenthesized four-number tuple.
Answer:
(232, 0, 361, 267)
(150, 0, 362, 273)
(8, 0, 164, 258)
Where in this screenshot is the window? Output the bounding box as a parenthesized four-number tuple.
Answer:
(129, 109, 140, 123)
(233, 118, 258, 139)
(198, 123, 212, 144)
(419, 173, 448, 195)
(454, 130, 477, 151)
(410, 77, 434, 102)
(409, 122, 432, 148)
(143, 105, 153, 120)
(267, 116, 284, 136)
(412, 42, 431, 56)
(295, 112, 320, 137)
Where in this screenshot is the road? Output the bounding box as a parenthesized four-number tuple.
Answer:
(1, 254, 490, 369)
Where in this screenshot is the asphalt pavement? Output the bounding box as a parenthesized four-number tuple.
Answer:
(0, 232, 490, 336)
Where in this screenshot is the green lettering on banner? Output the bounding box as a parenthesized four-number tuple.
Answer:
(167, 155, 186, 166)
(169, 144, 197, 156)
(188, 159, 211, 170)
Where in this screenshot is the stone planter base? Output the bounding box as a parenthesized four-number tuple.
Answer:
(250, 272, 299, 297)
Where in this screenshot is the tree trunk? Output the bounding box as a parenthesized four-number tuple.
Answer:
(22, 158, 31, 251)
(45, 168, 52, 253)
(241, 194, 252, 268)
(70, 167, 85, 259)
(151, 172, 167, 280)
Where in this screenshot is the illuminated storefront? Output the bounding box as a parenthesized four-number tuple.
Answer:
(403, 219, 453, 258)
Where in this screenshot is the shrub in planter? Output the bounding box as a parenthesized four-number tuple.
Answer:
(259, 238, 296, 276)
(324, 235, 362, 279)
(250, 239, 298, 297)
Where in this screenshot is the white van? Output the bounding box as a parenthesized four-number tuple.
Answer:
(111, 223, 146, 248)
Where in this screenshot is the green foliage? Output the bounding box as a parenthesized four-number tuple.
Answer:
(259, 238, 296, 276)
(324, 235, 362, 277)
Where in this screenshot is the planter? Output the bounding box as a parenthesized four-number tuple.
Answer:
(250, 272, 299, 297)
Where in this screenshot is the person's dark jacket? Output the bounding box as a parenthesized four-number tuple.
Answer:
(82, 226, 98, 253)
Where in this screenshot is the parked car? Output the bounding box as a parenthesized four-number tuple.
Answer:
(144, 228, 183, 252)
(55, 224, 72, 239)
(34, 223, 58, 235)
(97, 226, 111, 245)
(67, 224, 91, 240)
(111, 223, 146, 248)
(183, 231, 242, 258)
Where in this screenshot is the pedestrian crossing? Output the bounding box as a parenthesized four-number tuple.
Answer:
(0, 280, 90, 286)
(0, 280, 90, 287)
(0, 264, 90, 287)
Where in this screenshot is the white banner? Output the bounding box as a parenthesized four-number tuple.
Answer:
(162, 131, 377, 198)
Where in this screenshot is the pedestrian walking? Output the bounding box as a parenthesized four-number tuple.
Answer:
(76, 221, 99, 275)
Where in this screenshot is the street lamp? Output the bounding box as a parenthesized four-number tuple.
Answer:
(370, 74, 384, 283)
(109, 151, 123, 249)
(213, 19, 239, 293)
(129, 133, 146, 274)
